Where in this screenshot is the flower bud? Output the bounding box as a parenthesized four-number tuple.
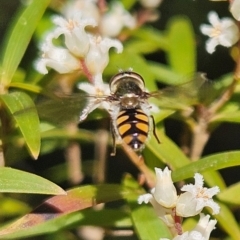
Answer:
(152, 167, 178, 208)
(85, 35, 123, 83)
(100, 2, 136, 37)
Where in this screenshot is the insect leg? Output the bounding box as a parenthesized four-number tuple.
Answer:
(151, 115, 161, 144)
(110, 119, 117, 156)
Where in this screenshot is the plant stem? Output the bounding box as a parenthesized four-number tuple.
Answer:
(122, 142, 156, 188)
(189, 115, 210, 161)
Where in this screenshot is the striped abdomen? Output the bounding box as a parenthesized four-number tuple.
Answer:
(116, 108, 149, 151)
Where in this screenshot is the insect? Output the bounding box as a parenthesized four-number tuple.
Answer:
(36, 70, 209, 155)
(106, 71, 160, 155)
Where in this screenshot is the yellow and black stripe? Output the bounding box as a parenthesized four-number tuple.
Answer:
(116, 108, 149, 151)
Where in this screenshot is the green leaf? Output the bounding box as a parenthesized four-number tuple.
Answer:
(201, 170, 226, 190)
(0, 197, 30, 217)
(211, 111, 240, 123)
(146, 128, 190, 169)
(78, 209, 132, 227)
(146, 127, 226, 190)
(0, 167, 65, 195)
(9, 82, 43, 94)
(0, 184, 131, 239)
(1, 91, 40, 159)
(0, 0, 50, 86)
(218, 182, 240, 205)
(123, 175, 172, 240)
(130, 204, 171, 240)
(167, 16, 196, 75)
(122, 0, 137, 10)
(148, 61, 185, 85)
(125, 39, 160, 55)
(215, 202, 240, 240)
(132, 27, 169, 51)
(172, 151, 240, 182)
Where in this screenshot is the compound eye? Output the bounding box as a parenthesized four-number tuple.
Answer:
(109, 71, 145, 93)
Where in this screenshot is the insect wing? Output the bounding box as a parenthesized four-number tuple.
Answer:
(35, 92, 106, 126)
(151, 73, 211, 110)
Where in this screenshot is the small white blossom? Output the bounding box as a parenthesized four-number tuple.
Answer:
(77, 76, 110, 121)
(85, 35, 123, 84)
(194, 214, 217, 240)
(152, 167, 178, 208)
(35, 33, 80, 74)
(176, 173, 220, 217)
(100, 2, 136, 37)
(230, 0, 240, 21)
(200, 11, 239, 54)
(140, 0, 163, 8)
(160, 214, 217, 240)
(52, 13, 96, 58)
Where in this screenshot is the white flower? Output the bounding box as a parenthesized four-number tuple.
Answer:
(194, 214, 217, 240)
(230, 0, 240, 21)
(35, 33, 80, 74)
(77, 76, 110, 121)
(52, 13, 96, 57)
(138, 193, 175, 227)
(200, 11, 239, 54)
(138, 167, 178, 227)
(140, 0, 163, 8)
(152, 167, 178, 208)
(85, 35, 123, 84)
(176, 173, 220, 217)
(100, 2, 136, 37)
(160, 214, 217, 240)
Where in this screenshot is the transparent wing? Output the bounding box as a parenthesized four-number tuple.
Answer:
(13, 92, 107, 126)
(36, 92, 109, 125)
(151, 73, 214, 110)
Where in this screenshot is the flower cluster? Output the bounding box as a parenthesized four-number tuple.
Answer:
(35, 0, 128, 84)
(200, 11, 239, 54)
(34, 0, 163, 121)
(35, 0, 163, 84)
(138, 167, 220, 239)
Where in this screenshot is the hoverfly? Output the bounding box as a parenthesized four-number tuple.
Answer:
(37, 70, 209, 155)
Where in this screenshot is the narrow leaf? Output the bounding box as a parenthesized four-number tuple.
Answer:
(148, 61, 185, 85)
(201, 170, 226, 190)
(0, 167, 65, 195)
(123, 175, 171, 240)
(146, 127, 226, 190)
(211, 111, 240, 123)
(218, 182, 240, 205)
(132, 27, 169, 51)
(172, 151, 240, 182)
(146, 128, 190, 169)
(215, 202, 240, 240)
(167, 16, 196, 74)
(0, 184, 131, 239)
(0, 0, 50, 85)
(1, 91, 40, 159)
(130, 204, 171, 240)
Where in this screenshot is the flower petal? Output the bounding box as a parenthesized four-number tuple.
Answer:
(208, 11, 220, 27)
(153, 167, 178, 208)
(230, 0, 240, 21)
